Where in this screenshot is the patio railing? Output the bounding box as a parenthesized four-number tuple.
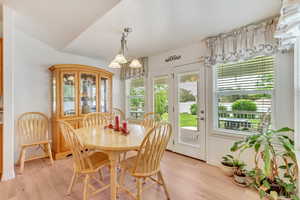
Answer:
(218, 110, 267, 132)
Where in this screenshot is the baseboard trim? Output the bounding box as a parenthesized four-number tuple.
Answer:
(206, 159, 220, 167)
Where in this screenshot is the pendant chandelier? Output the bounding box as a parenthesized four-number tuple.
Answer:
(109, 27, 142, 69)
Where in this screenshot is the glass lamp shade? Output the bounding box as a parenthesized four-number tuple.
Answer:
(129, 59, 142, 68)
(114, 54, 127, 64)
(108, 60, 121, 68)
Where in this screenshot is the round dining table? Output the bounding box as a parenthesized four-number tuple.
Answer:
(75, 124, 147, 200)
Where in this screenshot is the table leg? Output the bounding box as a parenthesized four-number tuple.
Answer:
(109, 152, 119, 200)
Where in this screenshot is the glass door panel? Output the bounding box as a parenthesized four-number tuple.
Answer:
(173, 63, 206, 160)
(80, 73, 96, 114)
(100, 77, 110, 112)
(178, 73, 199, 146)
(62, 73, 76, 116)
(154, 76, 169, 121)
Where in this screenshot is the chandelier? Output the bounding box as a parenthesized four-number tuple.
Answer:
(109, 28, 142, 69)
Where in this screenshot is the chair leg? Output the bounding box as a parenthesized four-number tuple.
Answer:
(158, 171, 170, 200)
(20, 147, 27, 174)
(67, 170, 77, 195)
(17, 147, 23, 165)
(136, 178, 142, 200)
(122, 152, 127, 160)
(98, 169, 104, 181)
(83, 175, 89, 200)
(119, 168, 126, 186)
(47, 143, 54, 165)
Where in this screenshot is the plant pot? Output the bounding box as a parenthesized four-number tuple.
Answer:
(233, 174, 247, 185)
(220, 164, 234, 177)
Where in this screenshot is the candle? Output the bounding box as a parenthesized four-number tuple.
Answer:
(114, 115, 119, 131)
(122, 120, 127, 130)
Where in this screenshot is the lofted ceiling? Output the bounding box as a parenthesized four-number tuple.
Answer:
(6, 0, 281, 61)
(6, 0, 120, 49)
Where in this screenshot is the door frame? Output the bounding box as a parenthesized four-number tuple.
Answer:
(149, 62, 207, 161)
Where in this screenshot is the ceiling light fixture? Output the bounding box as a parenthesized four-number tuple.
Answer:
(109, 28, 142, 68)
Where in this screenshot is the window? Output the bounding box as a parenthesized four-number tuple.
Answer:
(154, 76, 169, 121)
(214, 56, 275, 133)
(126, 77, 145, 119)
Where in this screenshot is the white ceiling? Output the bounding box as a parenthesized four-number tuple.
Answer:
(6, 0, 120, 49)
(7, 0, 281, 61)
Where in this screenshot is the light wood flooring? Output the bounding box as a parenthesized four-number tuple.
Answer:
(0, 151, 259, 200)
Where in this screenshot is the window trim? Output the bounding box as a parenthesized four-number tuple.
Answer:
(212, 57, 276, 135)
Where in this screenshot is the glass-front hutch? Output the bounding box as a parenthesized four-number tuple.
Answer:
(49, 64, 113, 159)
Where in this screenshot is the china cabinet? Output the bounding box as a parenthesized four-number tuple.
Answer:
(49, 64, 113, 159)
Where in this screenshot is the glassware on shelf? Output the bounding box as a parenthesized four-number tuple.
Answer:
(80, 74, 96, 114)
(63, 73, 76, 116)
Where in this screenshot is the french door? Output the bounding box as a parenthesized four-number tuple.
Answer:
(172, 64, 206, 160)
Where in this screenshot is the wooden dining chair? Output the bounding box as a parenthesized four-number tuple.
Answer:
(113, 108, 126, 121)
(82, 112, 112, 128)
(59, 120, 110, 200)
(119, 123, 172, 200)
(17, 112, 54, 174)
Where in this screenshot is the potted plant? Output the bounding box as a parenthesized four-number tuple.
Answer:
(220, 154, 235, 176)
(232, 160, 247, 186)
(231, 127, 299, 200)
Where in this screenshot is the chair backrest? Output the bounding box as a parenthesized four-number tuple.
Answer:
(143, 112, 160, 121)
(140, 118, 157, 129)
(113, 108, 126, 121)
(59, 120, 93, 172)
(17, 112, 49, 144)
(140, 112, 160, 129)
(83, 112, 112, 128)
(133, 123, 172, 177)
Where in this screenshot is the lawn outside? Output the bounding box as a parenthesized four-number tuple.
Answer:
(180, 113, 197, 127)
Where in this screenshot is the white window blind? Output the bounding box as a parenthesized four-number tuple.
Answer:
(217, 56, 275, 95)
(215, 56, 275, 133)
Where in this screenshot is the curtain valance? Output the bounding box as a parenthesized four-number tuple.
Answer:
(120, 57, 148, 80)
(275, 0, 300, 49)
(204, 17, 279, 66)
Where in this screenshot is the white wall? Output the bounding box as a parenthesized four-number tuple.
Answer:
(12, 29, 122, 161)
(147, 43, 294, 167)
(2, 6, 122, 180)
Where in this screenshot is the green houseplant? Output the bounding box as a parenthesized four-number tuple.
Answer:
(220, 154, 235, 177)
(232, 160, 247, 185)
(230, 127, 299, 200)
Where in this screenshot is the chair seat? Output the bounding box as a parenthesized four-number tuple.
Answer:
(82, 152, 109, 173)
(120, 156, 137, 171)
(121, 156, 156, 177)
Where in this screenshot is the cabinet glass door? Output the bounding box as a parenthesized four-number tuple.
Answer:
(52, 74, 57, 114)
(100, 77, 110, 112)
(62, 73, 76, 116)
(80, 73, 97, 114)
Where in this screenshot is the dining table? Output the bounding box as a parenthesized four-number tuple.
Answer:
(75, 123, 147, 200)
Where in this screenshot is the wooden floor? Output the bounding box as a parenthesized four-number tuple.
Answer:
(0, 151, 259, 200)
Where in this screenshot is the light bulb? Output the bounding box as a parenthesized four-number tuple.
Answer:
(109, 60, 121, 68)
(114, 54, 127, 64)
(129, 59, 142, 68)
